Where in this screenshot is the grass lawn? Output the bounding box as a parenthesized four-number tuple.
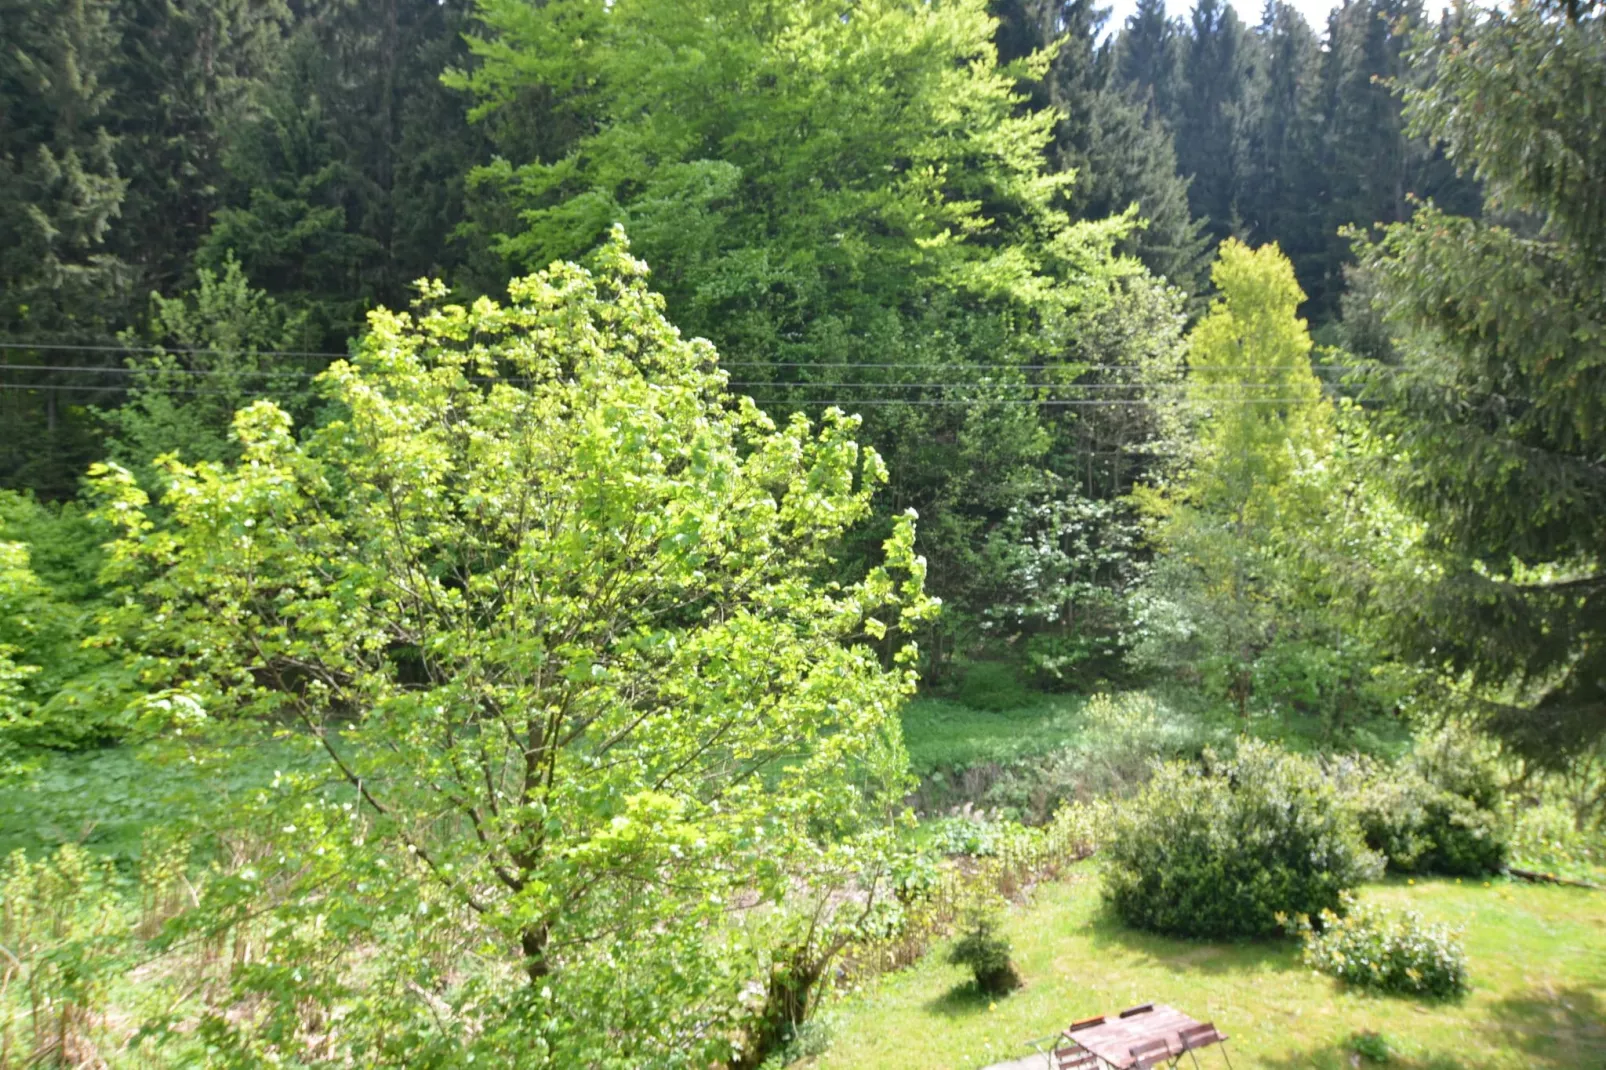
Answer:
(900, 695, 1085, 777)
(807, 872, 1606, 1069)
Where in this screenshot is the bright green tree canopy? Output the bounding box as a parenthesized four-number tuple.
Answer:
(97, 231, 936, 1065)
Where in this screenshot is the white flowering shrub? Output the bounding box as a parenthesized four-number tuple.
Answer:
(1291, 893, 1468, 998)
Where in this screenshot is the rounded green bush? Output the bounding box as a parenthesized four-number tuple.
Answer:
(1102, 740, 1382, 939)
(1338, 732, 1509, 877)
(1351, 770, 1507, 875)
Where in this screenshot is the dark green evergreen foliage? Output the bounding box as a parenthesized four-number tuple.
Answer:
(947, 909, 1022, 995)
(1354, 4, 1606, 760)
(1106, 0, 1480, 321)
(999, 0, 1209, 289)
(1103, 740, 1381, 939)
(106, 0, 294, 294)
(0, 0, 129, 338)
(1113, 0, 1181, 119)
(0, 0, 132, 497)
(1072, 89, 1211, 293)
(202, 0, 488, 349)
(1305, 0, 1476, 314)
(1236, 3, 1322, 273)
(1175, 0, 1253, 244)
(0, 0, 485, 496)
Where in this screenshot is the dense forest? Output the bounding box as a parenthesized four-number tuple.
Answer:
(0, 0, 1602, 1066)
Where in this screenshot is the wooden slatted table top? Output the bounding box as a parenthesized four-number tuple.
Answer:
(1065, 1004, 1216, 1068)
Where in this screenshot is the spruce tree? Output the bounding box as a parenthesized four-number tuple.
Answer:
(199, 0, 487, 349)
(0, 0, 130, 496)
(1113, 0, 1182, 120)
(1355, 3, 1606, 759)
(1175, 0, 1255, 243)
(997, 0, 1208, 289)
(1238, 2, 1324, 299)
(107, 0, 294, 295)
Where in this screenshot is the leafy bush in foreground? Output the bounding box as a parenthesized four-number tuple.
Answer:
(1294, 893, 1468, 999)
(97, 234, 937, 1067)
(1102, 740, 1382, 938)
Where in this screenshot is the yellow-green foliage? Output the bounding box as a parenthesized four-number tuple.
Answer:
(1182, 238, 1330, 521)
(94, 233, 939, 1067)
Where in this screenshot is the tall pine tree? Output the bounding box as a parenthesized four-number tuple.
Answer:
(199, 0, 487, 349)
(1175, 0, 1254, 242)
(995, 0, 1208, 289)
(0, 0, 130, 496)
(1355, 2, 1606, 759)
(107, 0, 294, 295)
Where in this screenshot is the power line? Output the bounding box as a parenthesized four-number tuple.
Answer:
(0, 341, 348, 360)
(0, 382, 1328, 407)
(0, 364, 1383, 393)
(0, 340, 1386, 374)
(745, 397, 1321, 407)
(0, 365, 1335, 390)
(0, 363, 325, 380)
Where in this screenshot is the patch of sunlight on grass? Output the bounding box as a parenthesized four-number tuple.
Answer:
(807, 873, 1606, 1070)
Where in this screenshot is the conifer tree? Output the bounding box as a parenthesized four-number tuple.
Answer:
(199, 0, 487, 349)
(0, 0, 130, 496)
(1175, 0, 1254, 242)
(1113, 0, 1182, 119)
(995, 0, 1208, 289)
(1238, 2, 1323, 280)
(1355, 2, 1606, 759)
(107, 0, 294, 295)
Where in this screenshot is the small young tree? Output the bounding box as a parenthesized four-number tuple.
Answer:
(104, 255, 313, 492)
(947, 904, 1022, 997)
(97, 231, 936, 1065)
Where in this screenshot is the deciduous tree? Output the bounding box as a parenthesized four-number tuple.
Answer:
(98, 234, 936, 1064)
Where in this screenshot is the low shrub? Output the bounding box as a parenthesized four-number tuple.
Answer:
(947, 908, 1021, 996)
(1510, 796, 1606, 883)
(1334, 730, 1509, 877)
(756, 1017, 832, 1069)
(961, 692, 1214, 822)
(926, 813, 1012, 857)
(0, 845, 135, 1064)
(1293, 893, 1469, 999)
(1102, 740, 1382, 939)
(1349, 769, 1506, 875)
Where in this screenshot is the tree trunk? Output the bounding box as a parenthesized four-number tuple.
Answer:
(521, 922, 551, 984)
